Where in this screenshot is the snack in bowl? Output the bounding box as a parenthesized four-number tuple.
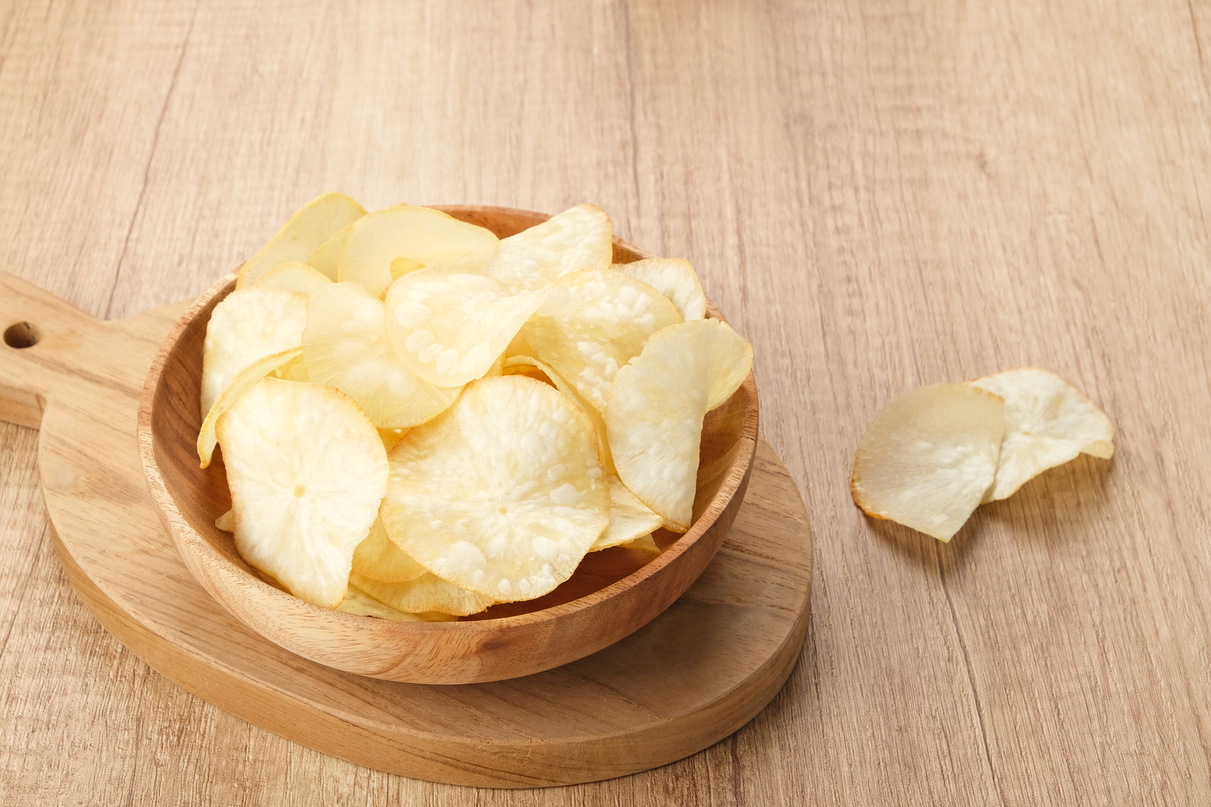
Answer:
(138, 197, 759, 683)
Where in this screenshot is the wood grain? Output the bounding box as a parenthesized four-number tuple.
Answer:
(2, 0, 1210, 803)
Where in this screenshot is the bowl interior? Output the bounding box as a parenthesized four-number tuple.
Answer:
(147, 206, 757, 622)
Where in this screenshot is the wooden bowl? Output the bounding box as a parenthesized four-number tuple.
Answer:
(137, 206, 758, 685)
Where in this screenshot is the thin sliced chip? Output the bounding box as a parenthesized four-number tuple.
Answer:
(504, 355, 614, 473)
(215, 509, 234, 532)
(383, 270, 547, 387)
(337, 586, 457, 622)
(617, 533, 661, 555)
(235, 192, 366, 287)
(351, 517, 427, 583)
(378, 428, 405, 452)
(522, 269, 681, 414)
(488, 204, 614, 292)
(217, 378, 389, 608)
(607, 319, 753, 531)
(851, 382, 1006, 542)
(306, 218, 361, 280)
(253, 262, 333, 295)
(969, 368, 1114, 502)
(303, 282, 461, 428)
(350, 572, 495, 616)
(273, 354, 310, 382)
(380, 376, 609, 601)
(201, 288, 308, 416)
(339, 204, 499, 298)
(591, 476, 665, 551)
(198, 347, 301, 468)
(619, 258, 706, 321)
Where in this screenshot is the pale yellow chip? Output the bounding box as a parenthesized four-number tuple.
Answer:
(606, 319, 753, 532)
(338, 203, 500, 298)
(378, 428, 405, 452)
(303, 282, 461, 428)
(273, 354, 310, 382)
(215, 509, 234, 532)
(253, 262, 333, 296)
(968, 367, 1114, 502)
(851, 382, 1006, 542)
(488, 204, 614, 292)
(522, 269, 682, 414)
(349, 572, 495, 617)
(235, 192, 366, 288)
(351, 517, 427, 584)
(337, 586, 457, 622)
(201, 288, 308, 417)
(217, 378, 389, 608)
(591, 476, 665, 551)
(503, 355, 614, 473)
(618, 258, 706, 321)
(383, 269, 547, 387)
(305, 218, 361, 280)
(198, 347, 301, 468)
(380, 376, 609, 601)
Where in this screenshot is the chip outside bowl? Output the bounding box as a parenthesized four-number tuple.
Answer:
(136, 205, 759, 685)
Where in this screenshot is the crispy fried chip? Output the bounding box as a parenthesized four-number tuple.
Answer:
(619, 258, 706, 321)
(383, 270, 547, 387)
(198, 347, 301, 468)
(349, 572, 495, 616)
(303, 282, 461, 428)
(969, 367, 1114, 502)
(338, 203, 499, 298)
(487, 204, 613, 293)
(607, 319, 753, 531)
(305, 218, 361, 280)
(380, 376, 609, 601)
(337, 586, 457, 622)
(851, 382, 1006, 542)
(235, 192, 366, 288)
(591, 476, 665, 551)
(503, 355, 614, 472)
(217, 378, 389, 608)
(522, 269, 681, 414)
(253, 262, 334, 296)
(351, 517, 427, 584)
(201, 288, 308, 417)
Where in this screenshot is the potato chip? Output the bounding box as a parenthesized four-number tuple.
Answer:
(349, 572, 496, 616)
(607, 319, 753, 531)
(253, 262, 333, 296)
(201, 287, 308, 417)
(338, 203, 500, 298)
(851, 382, 1006, 542)
(303, 282, 461, 428)
(217, 378, 389, 608)
(591, 476, 665, 551)
(380, 376, 609, 601)
(351, 517, 427, 584)
(522, 269, 682, 414)
(337, 586, 457, 622)
(235, 192, 366, 288)
(198, 347, 301, 468)
(619, 258, 706, 322)
(969, 367, 1114, 502)
(488, 204, 613, 292)
(383, 269, 547, 387)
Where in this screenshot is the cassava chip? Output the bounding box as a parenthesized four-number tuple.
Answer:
(305, 218, 361, 280)
(522, 269, 681, 414)
(351, 517, 427, 583)
(851, 382, 1006, 542)
(607, 319, 753, 531)
(201, 287, 308, 417)
(619, 258, 707, 321)
(339, 204, 499, 298)
(350, 572, 495, 616)
(217, 378, 388, 608)
(198, 347, 301, 468)
(253, 262, 333, 296)
(384, 269, 547, 387)
(592, 476, 665, 551)
(337, 586, 457, 622)
(235, 192, 366, 287)
(380, 375, 609, 601)
(488, 204, 614, 292)
(303, 282, 461, 428)
(969, 367, 1114, 501)
(503, 355, 614, 473)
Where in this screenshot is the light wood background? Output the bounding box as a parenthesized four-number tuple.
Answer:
(2, 0, 1209, 804)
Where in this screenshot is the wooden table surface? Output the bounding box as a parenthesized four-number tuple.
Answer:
(2, 0, 1209, 804)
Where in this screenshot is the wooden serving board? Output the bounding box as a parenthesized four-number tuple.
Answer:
(0, 272, 814, 788)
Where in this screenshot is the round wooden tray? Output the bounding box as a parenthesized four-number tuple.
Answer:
(0, 272, 814, 788)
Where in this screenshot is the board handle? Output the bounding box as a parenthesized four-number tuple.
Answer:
(0, 272, 102, 429)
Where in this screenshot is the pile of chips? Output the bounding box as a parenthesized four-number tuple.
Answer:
(199, 193, 753, 617)
(851, 368, 1115, 541)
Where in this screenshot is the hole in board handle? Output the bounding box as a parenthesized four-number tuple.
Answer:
(4, 321, 40, 349)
